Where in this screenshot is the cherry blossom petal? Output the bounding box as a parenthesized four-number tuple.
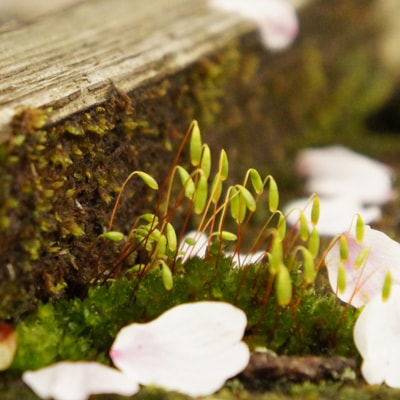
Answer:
(22, 362, 139, 400)
(225, 250, 265, 267)
(178, 231, 208, 262)
(110, 301, 250, 397)
(284, 196, 381, 237)
(325, 226, 400, 307)
(294, 146, 395, 205)
(354, 285, 400, 387)
(208, 0, 298, 50)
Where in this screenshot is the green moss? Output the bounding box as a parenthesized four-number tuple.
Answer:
(8, 255, 356, 375)
(0, 0, 395, 347)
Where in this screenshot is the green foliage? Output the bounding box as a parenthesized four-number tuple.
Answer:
(11, 255, 358, 373)
(10, 121, 359, 382)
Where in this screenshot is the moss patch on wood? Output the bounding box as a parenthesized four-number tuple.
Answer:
(0, 0, 394, 325)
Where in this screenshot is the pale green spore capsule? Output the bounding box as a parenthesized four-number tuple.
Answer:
(308, 227, 320, 258)
(355, 214, 365, 244)
(299, 211, 309, 241)
(249, 168, 264, 194)
(354, 247, 370, 270)
(166, 223, 177, 252)
(177, 166, 195, 199)
(160, 260, 174, 290)
(275, 264, 292, 306)
(229, 187, 240, 220)
(98, 231, 125, 242)
(382, 271, 392, 302)
(302, 248, 315, 284)
(155, 234, 167, 257)
(139, 213, 159, 224)
(339, 235, 349, 261)
(230, 187, 246, 224)
(135, 171, 159, 190)
(194, 173, 208, 215)
(277, 212, 286, 241)
(269, 235, 283, 275)
(268, 177, 279, 213)
(337, 262, 347, 294)
(219, 149, 229, 181)
(311, 195, 320, 226)
(210, 174, 223, 204)
(200, 144, 212, 179)
(214, 231, 238, 242)
(237, 185, 256, 212)
(190, 120, 202, 167)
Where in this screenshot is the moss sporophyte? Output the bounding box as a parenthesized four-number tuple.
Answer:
(9, 121, 361, 380)
(11, 118, 400, 399)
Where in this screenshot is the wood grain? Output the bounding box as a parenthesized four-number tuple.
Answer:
(0, 0, 253, 140)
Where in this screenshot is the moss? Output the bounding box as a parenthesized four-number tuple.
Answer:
(0, 0, 395, 326)
(6, 254, 355, 376)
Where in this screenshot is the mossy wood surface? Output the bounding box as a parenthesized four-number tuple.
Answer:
(0, 0, 394, 322)
(0, 0, 253, 137)
(2, 1, 400, 399)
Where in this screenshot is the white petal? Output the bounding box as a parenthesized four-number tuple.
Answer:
(110, 301, 250, 397)
(325, 226, 400, 307)
(208, 0, 298, 50)
(225, 250, 265, 267)
(178, 231, 208, 262)
(22, 362, 139, 400)
(294, 146, 395, 205)
(255, 2, 298, 50)
(354, 285, 400, 387)
(284, 196, 381, 237)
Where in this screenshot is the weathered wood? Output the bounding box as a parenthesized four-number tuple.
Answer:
(0, 0, 254, 139)
(0, 0, 389, 321)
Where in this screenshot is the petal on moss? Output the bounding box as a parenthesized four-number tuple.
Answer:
(178, 231, 208, 262)
(22, 362, 139, 400)
(284, 196, 381, 237)
(294, 146, 395, 205)
(225, 250, 265, 267)
(110, 301, 250, 397)
(325, 226, 400, 307)
(208, 0, 298, 50)
(354, 285, 400, 387)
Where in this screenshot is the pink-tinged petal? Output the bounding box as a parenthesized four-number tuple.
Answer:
(354, 285, 400, 387)
(22, 362, 139, 400)
(294, 146, 395, 205)
(255, 1, 299, 50)
(110, 301, 250, 397)
(225, 250, 265, 267)
(208, 0, 298, 50)
(325, 226, 400, 307)
(178, 231, 208, 262)
(284, 197, 381, 237)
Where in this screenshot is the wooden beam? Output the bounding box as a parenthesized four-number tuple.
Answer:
(0, 0, 253, 140)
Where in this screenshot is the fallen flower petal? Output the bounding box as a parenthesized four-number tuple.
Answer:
(294, 146, 395, 205)
(225, 250, 265, 267)
(325, 225, 400, 307)
(208, 0, 298, 50)
(284, 196, 381, 236)
(353, 284, 400, 387)
(22, 361, 139, 400)
(177, 230, 208, 262)
(110, 301, 250, 397)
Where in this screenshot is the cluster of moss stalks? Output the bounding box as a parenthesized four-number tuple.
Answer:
(8, 254, 357, 371)
(1, 0, 400, 398)
(0, 0, 394, 323)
